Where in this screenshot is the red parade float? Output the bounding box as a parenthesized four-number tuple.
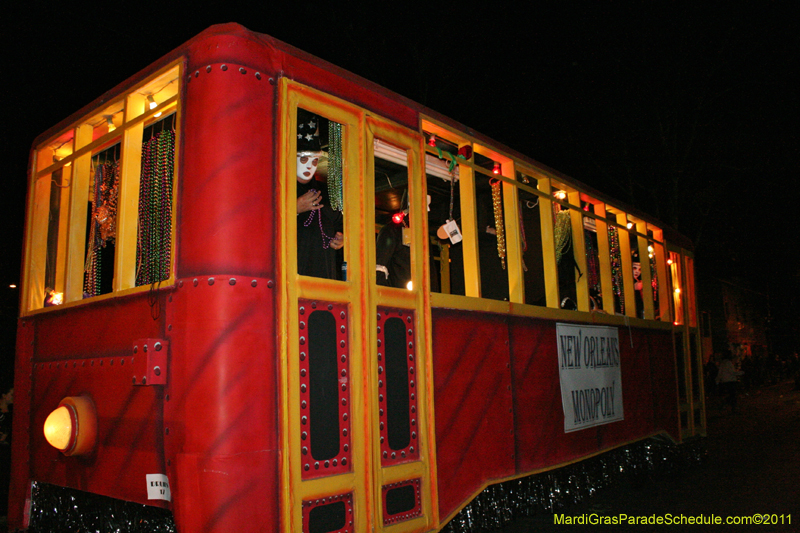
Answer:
(10, 23, 704, 533)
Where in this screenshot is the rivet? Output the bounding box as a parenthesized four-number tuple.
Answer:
(142, 376, 147, 385)
(206, 65, 211, 73)
(168, 324, 172, 331)
(300, 352, 306, 361)
(155, 342, 162, 351)
(154, 366, 161, 376)
(377, 339, 382, 347)
(411, 446, 415, 452)
(304, 464, 309, 471)
(377, 326, 381, 334)
(383, 451, 388, 459)
(134, 346, 138, 354)
(341, 458, 347, 465)
(324, 460, 329, 468)
(165, 394, 170, 401)
(407, 316, 412, 323)
(208, 277, 215, 285)
(340, 354, 346, 362)
(342, 429, 348, 437)
(165, 427, 169, 435)
(193, 278, 198, 286)
(239, 67, 247, 74)
(229, 278, 236, 285)
(251, 280, 258, 287)
(409, 342, 413, 349)
(302, 446, 308, 455)
(341, 369, 347, 377)
(178, 280, 184, 288)
(314, 462, 319, 469)
(299, 321, 305, 330)
(344, 444, 349, 452)
(311, 302, 317, 309)
(301, 416, 307, 425)
(269, 77, 275, 85)
(300, 384, 306, 392)
(378, 366, 383, 374)
(300, 369, 306, 377)
(132, 377, 137, 385)
(340, 325, 345, 333)
(194, 71, 199, 78)
(255, 72, 262, 80)
(377, 353, 382, 361)
(328, 304, 333, 310)
(341, 398, 347, 406)
(410, 380, 415, 388)
(340, 311, 345, 319)
(410, 367, 414, 374)
(221, 64, 228, 71)
(267, 280, 274, 288)
(377, 313, 382, 320)
(391, 452, 396, 459)
(144, 344, 148, 352)
(301, 431, 307, 440)
(341, 383, 347, 391)
(299, 307, 305, 315)
(333, 459, 337, 466)
(299, 337, 305, 345)
(343, 412, 348, 421)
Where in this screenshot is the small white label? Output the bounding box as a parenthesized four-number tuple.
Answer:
(443, 219, 462, 244)
(146, 473, 171, 501)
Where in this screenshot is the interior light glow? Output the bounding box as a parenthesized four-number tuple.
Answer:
(43, 396, 98, 456)
(667, 258, 674, 265)
(626, 222, 634, 230)
(554, 190, 567, 200)
(406, 281, 413, 291)
(674, 288, 681, 294)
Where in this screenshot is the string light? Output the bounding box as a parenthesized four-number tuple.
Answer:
(428, 133, 436, 147)
(492, 162, 501, 174)
(392, 211, 405, 224)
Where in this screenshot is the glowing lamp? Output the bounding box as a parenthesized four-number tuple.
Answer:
(428, 133, 436, 147)
(106, 116, 116, 132)
(43, 396, 98, 456)
(554, 190, 567, 201)
(406, 281, 413, 291)
(667, 258, 674, 265)
(147, 95, 158, 110)
(492, 162, 501, 174)
(392, 211, 405, 224)
(626, 222, 634, 230)
(674, 288, 681, 294)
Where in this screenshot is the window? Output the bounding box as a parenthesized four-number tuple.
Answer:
(25, 63, 180, 312)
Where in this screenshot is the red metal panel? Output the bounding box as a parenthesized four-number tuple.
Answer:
(381, 478, 423, 526)
(376, 307, 420, 466)
(432, 308, 515, 520)
(28, 354, 167, 506)
(165, 275, 279, 533)
(298, 300, 352, 479)
(34, 291, 163, 360)
(179, 56, 276, 279)
(302, 492, 354, 533)
(8, 319, 34, 530)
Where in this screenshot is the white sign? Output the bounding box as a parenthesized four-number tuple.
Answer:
(556, 323, 624, 432)
(146, 473, 171, 501)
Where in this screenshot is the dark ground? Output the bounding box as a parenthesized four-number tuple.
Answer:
(494, 380, 800, 532)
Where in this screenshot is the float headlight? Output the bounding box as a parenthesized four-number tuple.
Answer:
(43, 396, 98, 456)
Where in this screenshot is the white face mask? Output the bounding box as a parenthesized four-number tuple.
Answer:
(296, 152, 320, 183)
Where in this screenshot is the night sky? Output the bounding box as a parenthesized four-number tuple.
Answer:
(1, 2, 798, 370)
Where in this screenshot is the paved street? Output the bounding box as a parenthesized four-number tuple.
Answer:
(495, 380, 800, 532)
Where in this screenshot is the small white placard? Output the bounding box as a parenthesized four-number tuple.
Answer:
(146, 473, 171, 501)
(443, 219, 462, 244)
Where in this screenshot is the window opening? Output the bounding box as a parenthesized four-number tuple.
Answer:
(136, 113, 175, 286)
(374, 140, 413, 290)
(296, 108, 345, 280)
(84, 143, 121, 297)
(518, 185, 546, 306)
(552, 189, 578, 310)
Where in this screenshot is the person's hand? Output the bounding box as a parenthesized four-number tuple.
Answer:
(298, 190, 323, 213)
(329, 232, 344, 250)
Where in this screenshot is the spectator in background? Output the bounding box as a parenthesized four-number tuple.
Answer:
(716, 351, 744, 413)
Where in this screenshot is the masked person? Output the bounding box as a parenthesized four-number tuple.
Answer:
(295, 110, 344, 279)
